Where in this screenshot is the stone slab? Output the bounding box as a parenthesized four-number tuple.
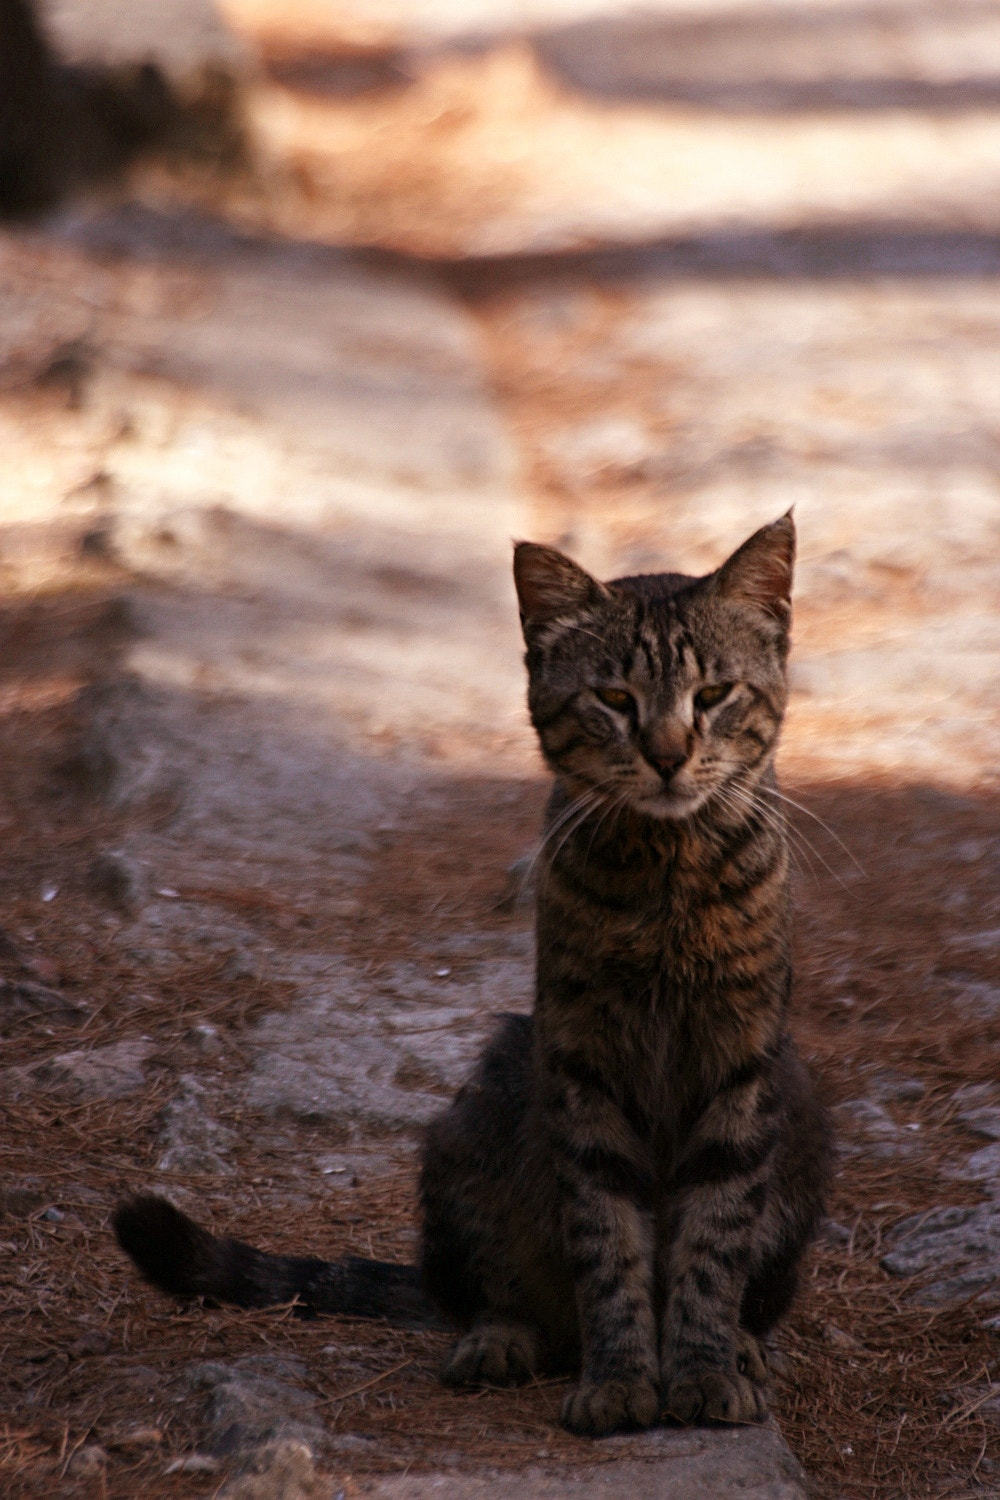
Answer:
(354, 1425, 808, 1499)
(245, 956, 532, 1128)
(882, 1203, 1000, 1314)
(2, 1040, 152, 1102)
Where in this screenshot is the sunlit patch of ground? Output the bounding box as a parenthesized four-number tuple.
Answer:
(143, 2, 1000, 256)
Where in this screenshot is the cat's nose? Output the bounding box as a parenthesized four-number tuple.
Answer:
(640, 725, 690, 781)
(644, 747, 687, 780)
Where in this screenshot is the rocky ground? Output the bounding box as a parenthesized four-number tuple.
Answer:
(3, 2, 1000, 1497)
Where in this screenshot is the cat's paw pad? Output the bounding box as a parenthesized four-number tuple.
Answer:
(560, 1376, 659, 1437)
(664, 1369, 767, 1425)
(441, 1325, 538, 1388)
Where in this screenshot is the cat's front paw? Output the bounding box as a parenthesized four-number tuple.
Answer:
(441, 1323, 538, 1388)
(735, 1329, 768, 1383)
(664, 1368, 767, 1425)
(560, 1375, 659, 1437)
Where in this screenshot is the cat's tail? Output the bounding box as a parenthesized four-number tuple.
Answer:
(112, 1194, 442, 1327)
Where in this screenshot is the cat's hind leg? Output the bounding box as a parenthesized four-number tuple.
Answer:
(420, 1015, 551, 1389)
(735, 1328, 768, 1383)
(442, 1321, 540, 1388)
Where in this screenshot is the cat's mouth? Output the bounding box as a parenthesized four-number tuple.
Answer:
(632, 786, 708, 821)
(626, 762, 711, 821)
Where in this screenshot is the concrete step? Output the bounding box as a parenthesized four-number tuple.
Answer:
(355, 1425, 809, 1500)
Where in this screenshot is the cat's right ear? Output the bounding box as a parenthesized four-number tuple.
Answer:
(513, 543, 607, 637)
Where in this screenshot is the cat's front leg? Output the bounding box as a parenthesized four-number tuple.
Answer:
(660, 1103, 774, 1425)
(559, 1176, 659, 1435)
(548, 1095, 659, 1436)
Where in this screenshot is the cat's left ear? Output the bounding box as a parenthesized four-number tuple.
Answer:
(713, 513, 795, 627)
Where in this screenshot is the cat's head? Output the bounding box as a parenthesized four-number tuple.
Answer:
(513, 515, 794, 822)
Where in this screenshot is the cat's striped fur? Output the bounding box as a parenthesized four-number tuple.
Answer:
(114, 514, 830, 1436)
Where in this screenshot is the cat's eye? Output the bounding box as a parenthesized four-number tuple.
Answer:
(695, 682, 734, 712)
(595, 687, 634, 713)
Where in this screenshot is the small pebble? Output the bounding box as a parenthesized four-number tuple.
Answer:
(70, 1329, 113, 1358)
(186, 1022, 223, 1055)
(68, 1445, 108, 1474)
(817, 1218, 852, 1247)
(165, 1454, 221, 1474)
(40, 1206, 64, 1223)
(823, 1323, 861, 1351)
(110, 1427, 163, 1451)
(26, 955, 59, 985)
(88, 853, 148, 916)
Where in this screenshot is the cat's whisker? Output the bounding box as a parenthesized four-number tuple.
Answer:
(580, 787, 633, 875)
(729, 782, 850, 890)
(711, 782, 821, 883)
(710, 789, 784, 863)
(539, 785, 621, 883)
(523, 788, 605, 893)
(710, 798, 815, 888)
(562, 623, 607, 646)
(537, 771, 636, 882)
(528, 777, 627, 892)
(738, 787, 845, 882)
(717, 780, 796, 849)
(755, 785, 866, 876)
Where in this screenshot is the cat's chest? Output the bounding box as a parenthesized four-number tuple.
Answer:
(536, 983, 703, 1142)
(539, 862, 730, 976)
(536, 858, 784, 1082)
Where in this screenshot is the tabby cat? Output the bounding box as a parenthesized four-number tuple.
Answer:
(115, 514, 830, 1436)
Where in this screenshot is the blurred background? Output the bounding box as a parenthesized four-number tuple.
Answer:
(3, 4, 1000, 1499)
(4, 0, 1000, 778)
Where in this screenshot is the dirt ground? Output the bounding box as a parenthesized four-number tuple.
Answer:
(4, 3, 1000, 1498)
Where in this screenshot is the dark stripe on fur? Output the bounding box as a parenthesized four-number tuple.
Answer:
(557, 1140, 656, 1204)
(717, 1054, 769, 1093)
(548, 1046, 650, 1138)
(672, 1131, 777, 1191)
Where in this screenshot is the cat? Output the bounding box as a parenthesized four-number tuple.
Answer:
(114, 513, 831, 1436)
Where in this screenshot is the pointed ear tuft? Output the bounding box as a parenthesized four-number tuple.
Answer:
(714, 514, 795, 625)
(512, 542, 607, 635)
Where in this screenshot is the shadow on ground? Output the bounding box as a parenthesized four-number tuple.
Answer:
(532, 1, 1000, 113)
(1, 562, 999, 1493)
(242, 1, 1000, 115)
